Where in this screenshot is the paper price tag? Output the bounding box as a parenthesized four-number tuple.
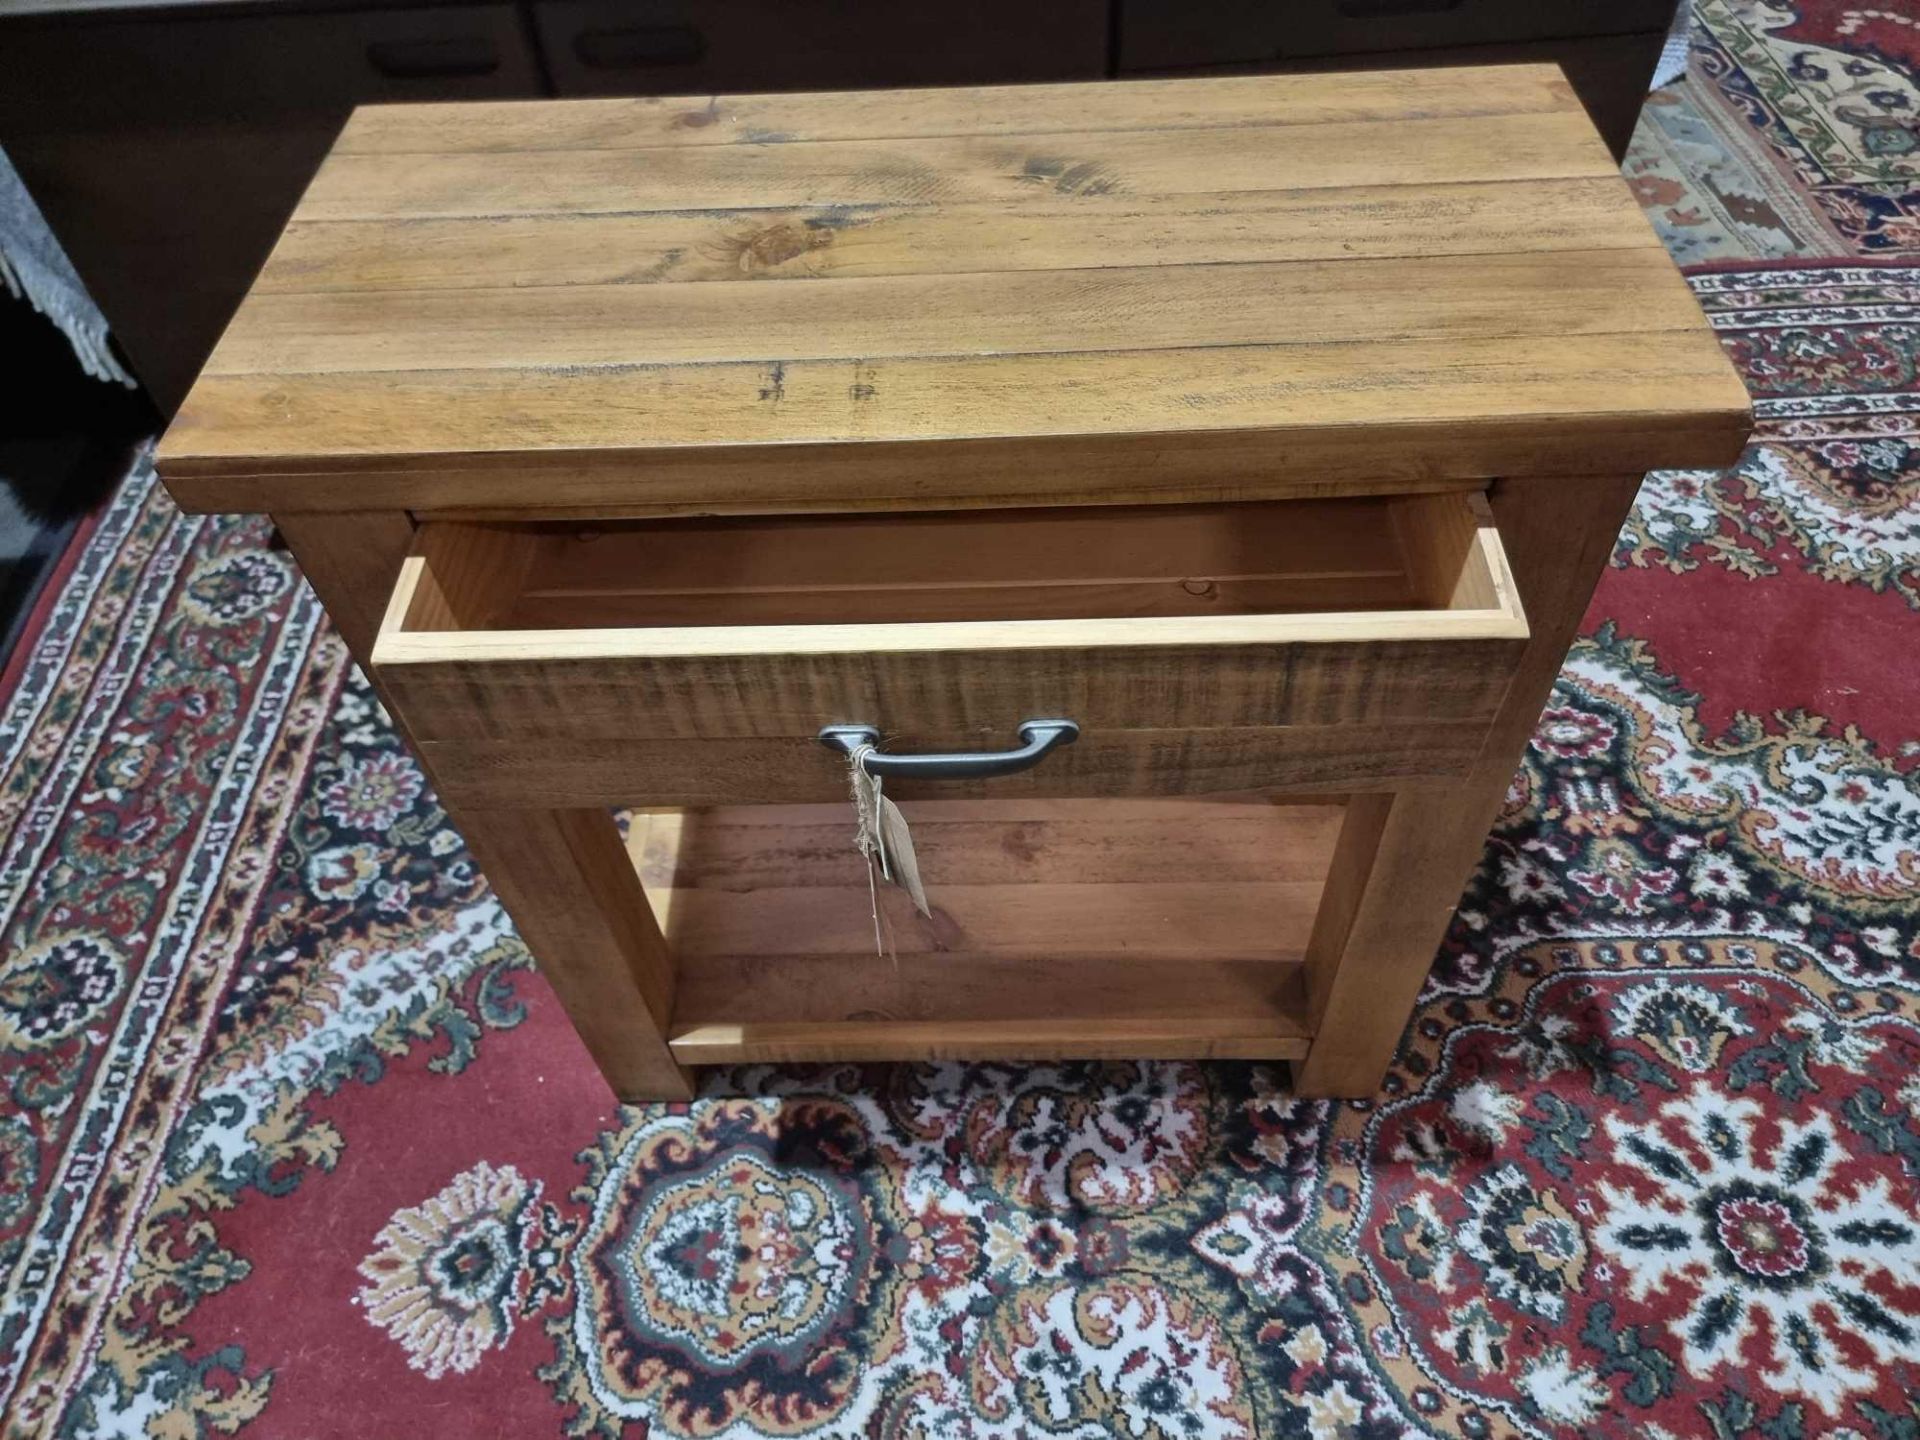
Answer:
(846, 747, 932, 959)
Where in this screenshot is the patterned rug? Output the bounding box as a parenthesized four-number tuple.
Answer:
(6, 21, 1920, 1440)
(1629, 0, 1920, 260)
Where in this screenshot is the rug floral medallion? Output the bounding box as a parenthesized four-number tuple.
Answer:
(335, 615, 1920, 1440)
(4, 209, 1920, 1440)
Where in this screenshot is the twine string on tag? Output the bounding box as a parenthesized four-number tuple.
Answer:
(844, 743, 930, 959)
(847, 744, 886, 959)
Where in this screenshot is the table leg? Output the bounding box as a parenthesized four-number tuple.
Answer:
(454, 805, 695, 1101)
(272, 510, 415, 666)
(1292, 473, 1645, 1097)
(273, 509, 695, 1103)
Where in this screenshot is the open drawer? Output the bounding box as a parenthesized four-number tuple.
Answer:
(371, 492, 1528, 808)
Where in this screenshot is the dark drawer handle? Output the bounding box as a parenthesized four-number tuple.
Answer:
(365, 37, 502, 80)
(572, 24, 706, 69)
(819, 720, 1079, 780)
(1335, 0, 1464, 14)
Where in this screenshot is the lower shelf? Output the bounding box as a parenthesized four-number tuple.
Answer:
(668, 1018, 1310, 1064)
(624, 797, 1334, 1065)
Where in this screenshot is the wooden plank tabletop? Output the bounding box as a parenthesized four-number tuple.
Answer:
(156, 67, 1752, 514)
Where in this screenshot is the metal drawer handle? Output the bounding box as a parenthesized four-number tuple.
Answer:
(819, 719, 1079, 780)
(1336, 0, 1463, 14)
(572, 25, 706, 69)
(364, 37, 502, 80)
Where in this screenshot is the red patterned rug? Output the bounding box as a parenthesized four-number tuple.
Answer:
(1633, 0, 1920, 259)
(6, 25, 1920, 1439)
(2, 259, 1915, 1440)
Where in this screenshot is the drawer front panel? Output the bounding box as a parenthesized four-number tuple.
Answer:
(381, 632, 1523, 743)
(415, 719, 1501, 808)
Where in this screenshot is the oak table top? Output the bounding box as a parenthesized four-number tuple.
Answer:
(155, 66, 1751, 516)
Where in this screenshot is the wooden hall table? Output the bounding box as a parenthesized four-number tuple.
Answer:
(154, 66, 1751, 1102)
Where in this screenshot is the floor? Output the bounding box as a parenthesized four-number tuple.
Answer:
(2, 5, 1917, 1436)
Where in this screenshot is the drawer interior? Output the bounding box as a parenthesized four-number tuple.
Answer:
(394, 491, 1512, 635)
(627, 796, 1333, 1063)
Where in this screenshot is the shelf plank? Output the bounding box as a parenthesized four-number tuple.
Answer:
(632, 799, 1341, 888)
(631, 799, 1335, 962)
(670, 949, 1311, 1025)
(668, 1017, 1310, 1065)
(636, 798, 1328, 1065)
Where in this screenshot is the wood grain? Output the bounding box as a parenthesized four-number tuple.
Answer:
(148, 69, 1754, 1098)
(630, 800, 1340, 887)
(414, 720, 1496, 808)
(459, 806, 694, 1100)
(636, 798, 1327, 1064)
(169, 334, 1746, 461)
(206, 249, 1704, 377)
(296, 111, 1615, 222)
(381, 630, 1528, 739)
(256, 178, 1655, 295)
(1292, 472, 1648, 1096)
(374, 494, 1527, 752)
(329, 66, 1585, 154)
(155, 68, 1749, 512)
(273, 510, 415, 665)
(1300, 792, 1395, 1031)
(415, 498, 1449, 632)
(165, 409, 1747, 517)
(392, 521, 538, 631)
(159, 332, 1748, 515)
(1392, 492, 1511, 611)
(661, 882, 1317, 961)
(665, 1017, 1310, 1065)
